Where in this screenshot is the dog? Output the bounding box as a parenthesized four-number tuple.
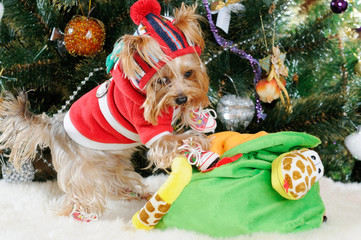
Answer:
(0, 0, 215, 221)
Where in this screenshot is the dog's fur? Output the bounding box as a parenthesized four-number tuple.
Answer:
(0, 4, 211, 218)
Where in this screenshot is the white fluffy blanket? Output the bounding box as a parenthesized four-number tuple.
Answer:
(0, 176, 361, 240)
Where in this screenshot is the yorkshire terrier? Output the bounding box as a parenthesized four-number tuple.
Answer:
(0, 0, 218, 221)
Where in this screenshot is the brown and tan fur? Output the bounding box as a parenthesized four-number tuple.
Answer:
(0, 4, 210, 218)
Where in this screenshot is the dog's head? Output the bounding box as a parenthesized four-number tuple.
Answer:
(117, 0, 209, 125)
(142, 52, 210, 125)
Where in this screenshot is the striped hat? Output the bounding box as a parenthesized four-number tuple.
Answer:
(127, 0, 202, 91)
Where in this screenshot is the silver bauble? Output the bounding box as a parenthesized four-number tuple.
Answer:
(217, 94, 255, 131)
(2, 161, 35, 183)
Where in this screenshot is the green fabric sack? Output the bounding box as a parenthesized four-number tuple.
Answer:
(156, 132, 326, 237)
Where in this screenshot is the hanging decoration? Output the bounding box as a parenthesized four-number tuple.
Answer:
(255, 77, 286, 103)
(202, 0, 265, 122)
(217, 75, 255, 130)
(257, 11, 292, 111)
(330, 0, 348, 14)
(0, 2, 4, 22)
(344, 125, 361, 160)
(352, 26, 361, 39)
(210, 0, 245, 34)
(64, 15, 106, 57)
(63, 1, 106, 57)
(217, 94, 255, 130)
(57, 66, 104, 114)
(49, 28, 68, 56)
(257, 46, 291, 110)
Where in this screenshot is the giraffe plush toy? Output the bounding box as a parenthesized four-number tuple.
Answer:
(271, 148, 324, 200)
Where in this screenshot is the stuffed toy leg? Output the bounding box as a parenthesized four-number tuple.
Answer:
(132, 156, 192, 230)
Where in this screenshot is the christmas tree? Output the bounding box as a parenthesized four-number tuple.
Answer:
(0, 0, 360, 182)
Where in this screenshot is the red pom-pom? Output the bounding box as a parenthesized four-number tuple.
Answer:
(130, 0, 161, 25)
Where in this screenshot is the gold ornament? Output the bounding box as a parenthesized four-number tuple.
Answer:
(211, 0, 241, 11)
(64, 16, 106, 57)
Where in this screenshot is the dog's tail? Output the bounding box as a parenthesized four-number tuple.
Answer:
(0, 91, 51, 169)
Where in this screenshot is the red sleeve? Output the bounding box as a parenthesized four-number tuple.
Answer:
(132, 107, 174, 147)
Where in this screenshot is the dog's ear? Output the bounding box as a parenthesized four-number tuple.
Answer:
(173, 3, 205, 51)
(118, 35, 166, 79)
(142, 90, 159, 126)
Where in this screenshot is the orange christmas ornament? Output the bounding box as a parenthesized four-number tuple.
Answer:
(256, 76, 286, 103)
(64, 15, 106, 57)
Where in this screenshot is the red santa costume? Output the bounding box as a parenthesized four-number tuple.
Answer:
(63, 0, 201, 150)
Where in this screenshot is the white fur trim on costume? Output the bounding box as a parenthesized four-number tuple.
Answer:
(145, 131, 172, 148)
(97, 81, 141, 142)
(64, 111, 142, 151)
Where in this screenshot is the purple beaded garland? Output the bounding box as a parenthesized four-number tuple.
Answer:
(330, 0, 348, 14)
(202, 0, 266, 121)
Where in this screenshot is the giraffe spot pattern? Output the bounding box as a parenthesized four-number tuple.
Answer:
(311, 176, 316, 186)
(307, 165, 313, 176)
(146, 201, 155, 212)
(155, 213, 164, 219)
(155, 194, 162, 201)
(293, 171, 302, 180)
(285, 174, 293, 189)
(295, 182, 306, 193)
(295, 152, 307, 161)
(159, 202, 171, 213)
(290, 191, 299, 198)
(283, 158, 293, 170)
(139, 209, 150, 225)
(306, 157, 317, 171)
(286, 153, 297, 158)
(296, 160, 305, 173)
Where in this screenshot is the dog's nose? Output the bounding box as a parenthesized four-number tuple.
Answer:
(175, 95, 188, 105)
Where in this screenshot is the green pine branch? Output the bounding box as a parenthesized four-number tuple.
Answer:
(245, 92, 360, 142)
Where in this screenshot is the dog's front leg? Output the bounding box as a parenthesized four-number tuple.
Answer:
(147, 131, 211, 169)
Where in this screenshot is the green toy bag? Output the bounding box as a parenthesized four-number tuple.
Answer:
(156, 132, 326, 237)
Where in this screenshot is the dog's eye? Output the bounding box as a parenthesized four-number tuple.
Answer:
(184, 70, 193, 79)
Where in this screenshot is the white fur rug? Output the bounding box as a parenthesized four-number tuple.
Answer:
(0, 176, 361, 240)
